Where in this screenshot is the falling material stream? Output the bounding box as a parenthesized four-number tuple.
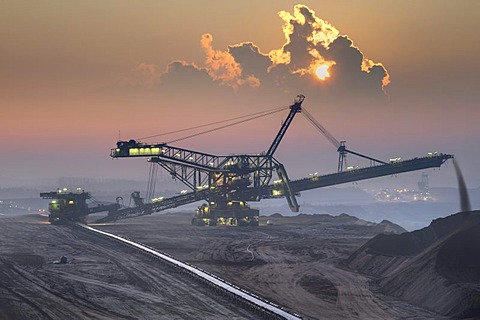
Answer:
(453, 159, 471, 212)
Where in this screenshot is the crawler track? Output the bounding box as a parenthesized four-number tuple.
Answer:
(75, 223, 302, 320)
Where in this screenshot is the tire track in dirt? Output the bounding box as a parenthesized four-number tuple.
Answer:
(0, 214, 261, 319)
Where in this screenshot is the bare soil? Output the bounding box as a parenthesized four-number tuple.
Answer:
(0, 210, 456, 319)
(0, 213, 258, 319)
(91, 211, 444, 319)
(346, 210, 480, 318)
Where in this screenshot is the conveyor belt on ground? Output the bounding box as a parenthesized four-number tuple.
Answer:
(75, 223, 302, 320)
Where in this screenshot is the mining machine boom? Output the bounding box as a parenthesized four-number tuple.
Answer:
(95, 153, 452, 224)
(264, 153, 452, 199)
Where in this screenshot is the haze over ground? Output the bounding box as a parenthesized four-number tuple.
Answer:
(1, 1, 479, 191)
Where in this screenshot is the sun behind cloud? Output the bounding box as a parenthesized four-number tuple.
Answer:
(151, 4, 391, 98)
(315, 64, 330, 80)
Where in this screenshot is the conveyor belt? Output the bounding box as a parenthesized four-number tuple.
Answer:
(76, 223, 302, 320)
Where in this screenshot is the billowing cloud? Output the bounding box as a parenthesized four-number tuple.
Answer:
(138, 4, 391, 101)
(159, 60, 216, 91)
(267, 4, 390, 96)
(201, 33, 242, 89)
(271, 4, 339, 72)
(227, 42, 271, 83)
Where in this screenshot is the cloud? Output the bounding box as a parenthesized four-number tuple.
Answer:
(133, 4, 391, 102)
(269, 4, 390, 97)
(200, 33, 243, 89)
(271, 4, 339, 72)
(159, 60, 217, 91)
(227, 42, 271, 82)
(132, 62, 161, 88)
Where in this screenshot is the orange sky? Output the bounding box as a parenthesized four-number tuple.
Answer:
(1, 1, 479, 188)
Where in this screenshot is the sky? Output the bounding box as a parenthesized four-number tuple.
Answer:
(1, 0, 479, 191)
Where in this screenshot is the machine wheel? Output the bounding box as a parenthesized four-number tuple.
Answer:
(208, 219, 217, 226)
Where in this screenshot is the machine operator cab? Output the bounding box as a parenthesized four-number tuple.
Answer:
(112, 140, 166, 158)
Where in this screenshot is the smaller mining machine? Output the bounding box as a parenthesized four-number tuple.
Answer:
(40, 189, 120, 225)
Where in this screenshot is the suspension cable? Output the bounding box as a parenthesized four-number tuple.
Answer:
(302, 107, 386, 165)
(146, 162, 157, 203)
(301, 107, 340, 148)
(166, 106, 289, 144)
(137, 105, 289, 141)
(89, 195, 102, 206)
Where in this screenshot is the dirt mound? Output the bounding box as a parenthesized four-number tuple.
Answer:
(268, 212, 283, 217)
(265, 213, 405, 234)
(371, 219, 407, 235)
(435, 222, 480, 283)
(346, 210, 480, 318)
(353, 210, 480, 258)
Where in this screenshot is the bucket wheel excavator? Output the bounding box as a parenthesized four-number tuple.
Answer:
(102, 94, 452, 226)
(109, 95, 306, 226)
(41, 95, 453, 225)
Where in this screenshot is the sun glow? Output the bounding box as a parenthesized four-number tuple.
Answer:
(315, 64, 330, 80)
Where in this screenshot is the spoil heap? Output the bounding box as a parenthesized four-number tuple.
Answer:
(346, 210, 480, 318)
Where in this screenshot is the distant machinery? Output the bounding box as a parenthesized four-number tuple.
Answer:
(418, 173, 429, 193)
(415, 173, 432, 201)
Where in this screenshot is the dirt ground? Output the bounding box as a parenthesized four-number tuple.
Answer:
(0, 213, 259, 320)
(0, 210, 452, 319)
(90, 211, 446, 319)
